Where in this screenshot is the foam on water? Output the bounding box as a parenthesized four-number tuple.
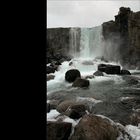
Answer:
(125, 124, 140, 140)
(47, 109, 60, 121)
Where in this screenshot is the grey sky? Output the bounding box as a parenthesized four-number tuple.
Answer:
(47, 0, 140, 28)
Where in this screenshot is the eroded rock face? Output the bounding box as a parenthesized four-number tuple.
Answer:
(72, 78, 90, 88)
(70, 114, 118, 140)
(65, 69, 81, 83)
(102, 7, 140, 69)
(47, 121, 72, 140)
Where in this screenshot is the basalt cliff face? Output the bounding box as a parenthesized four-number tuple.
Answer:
(102, 7, 140, 69)
(47, 28, 81, 63)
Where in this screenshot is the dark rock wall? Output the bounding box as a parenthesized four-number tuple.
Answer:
(47, 28, 81, 63)
(102, 7, 140, 69)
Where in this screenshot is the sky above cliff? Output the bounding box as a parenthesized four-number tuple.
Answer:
(47, 0, 140, 28)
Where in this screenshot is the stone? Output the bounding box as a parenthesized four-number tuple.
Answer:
(120, 69, 131, 75)
(70, 114, 118, 140)
(56, 100, 76, 113)
(46, 66, 56, 74)
(93, 70, 104, 76)
(49, 100, 61, 110)
(47, 75, 55, 81)
(98, 64, 121, 74)
(65, 69, 81, 83)
(85, 75, 94, 79)
(47, 121, 72, 140)
(65, 104, 87, 119)
(72, 78, 90, 88)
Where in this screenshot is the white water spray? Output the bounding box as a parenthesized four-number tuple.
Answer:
(80, 26, 103, 59)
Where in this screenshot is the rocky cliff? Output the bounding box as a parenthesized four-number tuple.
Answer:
(47, 28, 81, 63)
(102, 7, 140, 69)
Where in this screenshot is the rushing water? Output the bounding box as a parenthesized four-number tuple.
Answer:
(47, 26, 140, 139)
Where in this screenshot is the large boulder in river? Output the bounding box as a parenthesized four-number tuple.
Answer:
(47, 121, 72, 140)
(98, 64, 121, 74)
(72, 78, 90, 88)
(120, 69, 131, 75)
(65, 69, 81, 82)
(70, 114, 118, 140)
(93, 70, 104, 76)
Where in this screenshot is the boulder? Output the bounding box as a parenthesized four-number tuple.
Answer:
(65, 69, 81, 82)
(65, 104, 87, 119)
(72, 78, 90, 88)
(50, 61, 61, 66)
(93, 70, 104, 76)
(56, 100, 76, 113)
(98, 64, 121, 74)
(85, 75, 94, 79)
(49, 100, 61, 110)
(70, 114, 118, 140)
(47, 75, 55, 81)
(120, 69, 131, 75)
(46, 66, 56, 74)
(47, 121, 72, 140)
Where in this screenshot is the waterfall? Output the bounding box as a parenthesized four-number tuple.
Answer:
(69, 26, 103, 59)
(69, 28, 81, 58)
(80, 26, 103, 59)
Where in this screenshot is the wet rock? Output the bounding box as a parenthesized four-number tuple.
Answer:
(50, 61, 61, 66)
(47, 121, 72, 140)
(65, 104, 87, 119)
(69, 61, 73, 66)
(56, 100, 76, 113)
(98, 64, 121, 74)
(49, 100, 61, 110)
(70, 114, 118, 140)
(47, 103, 50, 113)
(65, 69, 81, 83)
(46, 66, 56, 74)
(47, 75, 55, 81)
(85, 75, 94, 79)
(120, 69, 131, 75)
(93, 70, 104, 76)
(72, 78, 90, 88)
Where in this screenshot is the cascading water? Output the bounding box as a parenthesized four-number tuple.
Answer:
(80, 26, 103, 59)
(69, 28, 80, 58)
